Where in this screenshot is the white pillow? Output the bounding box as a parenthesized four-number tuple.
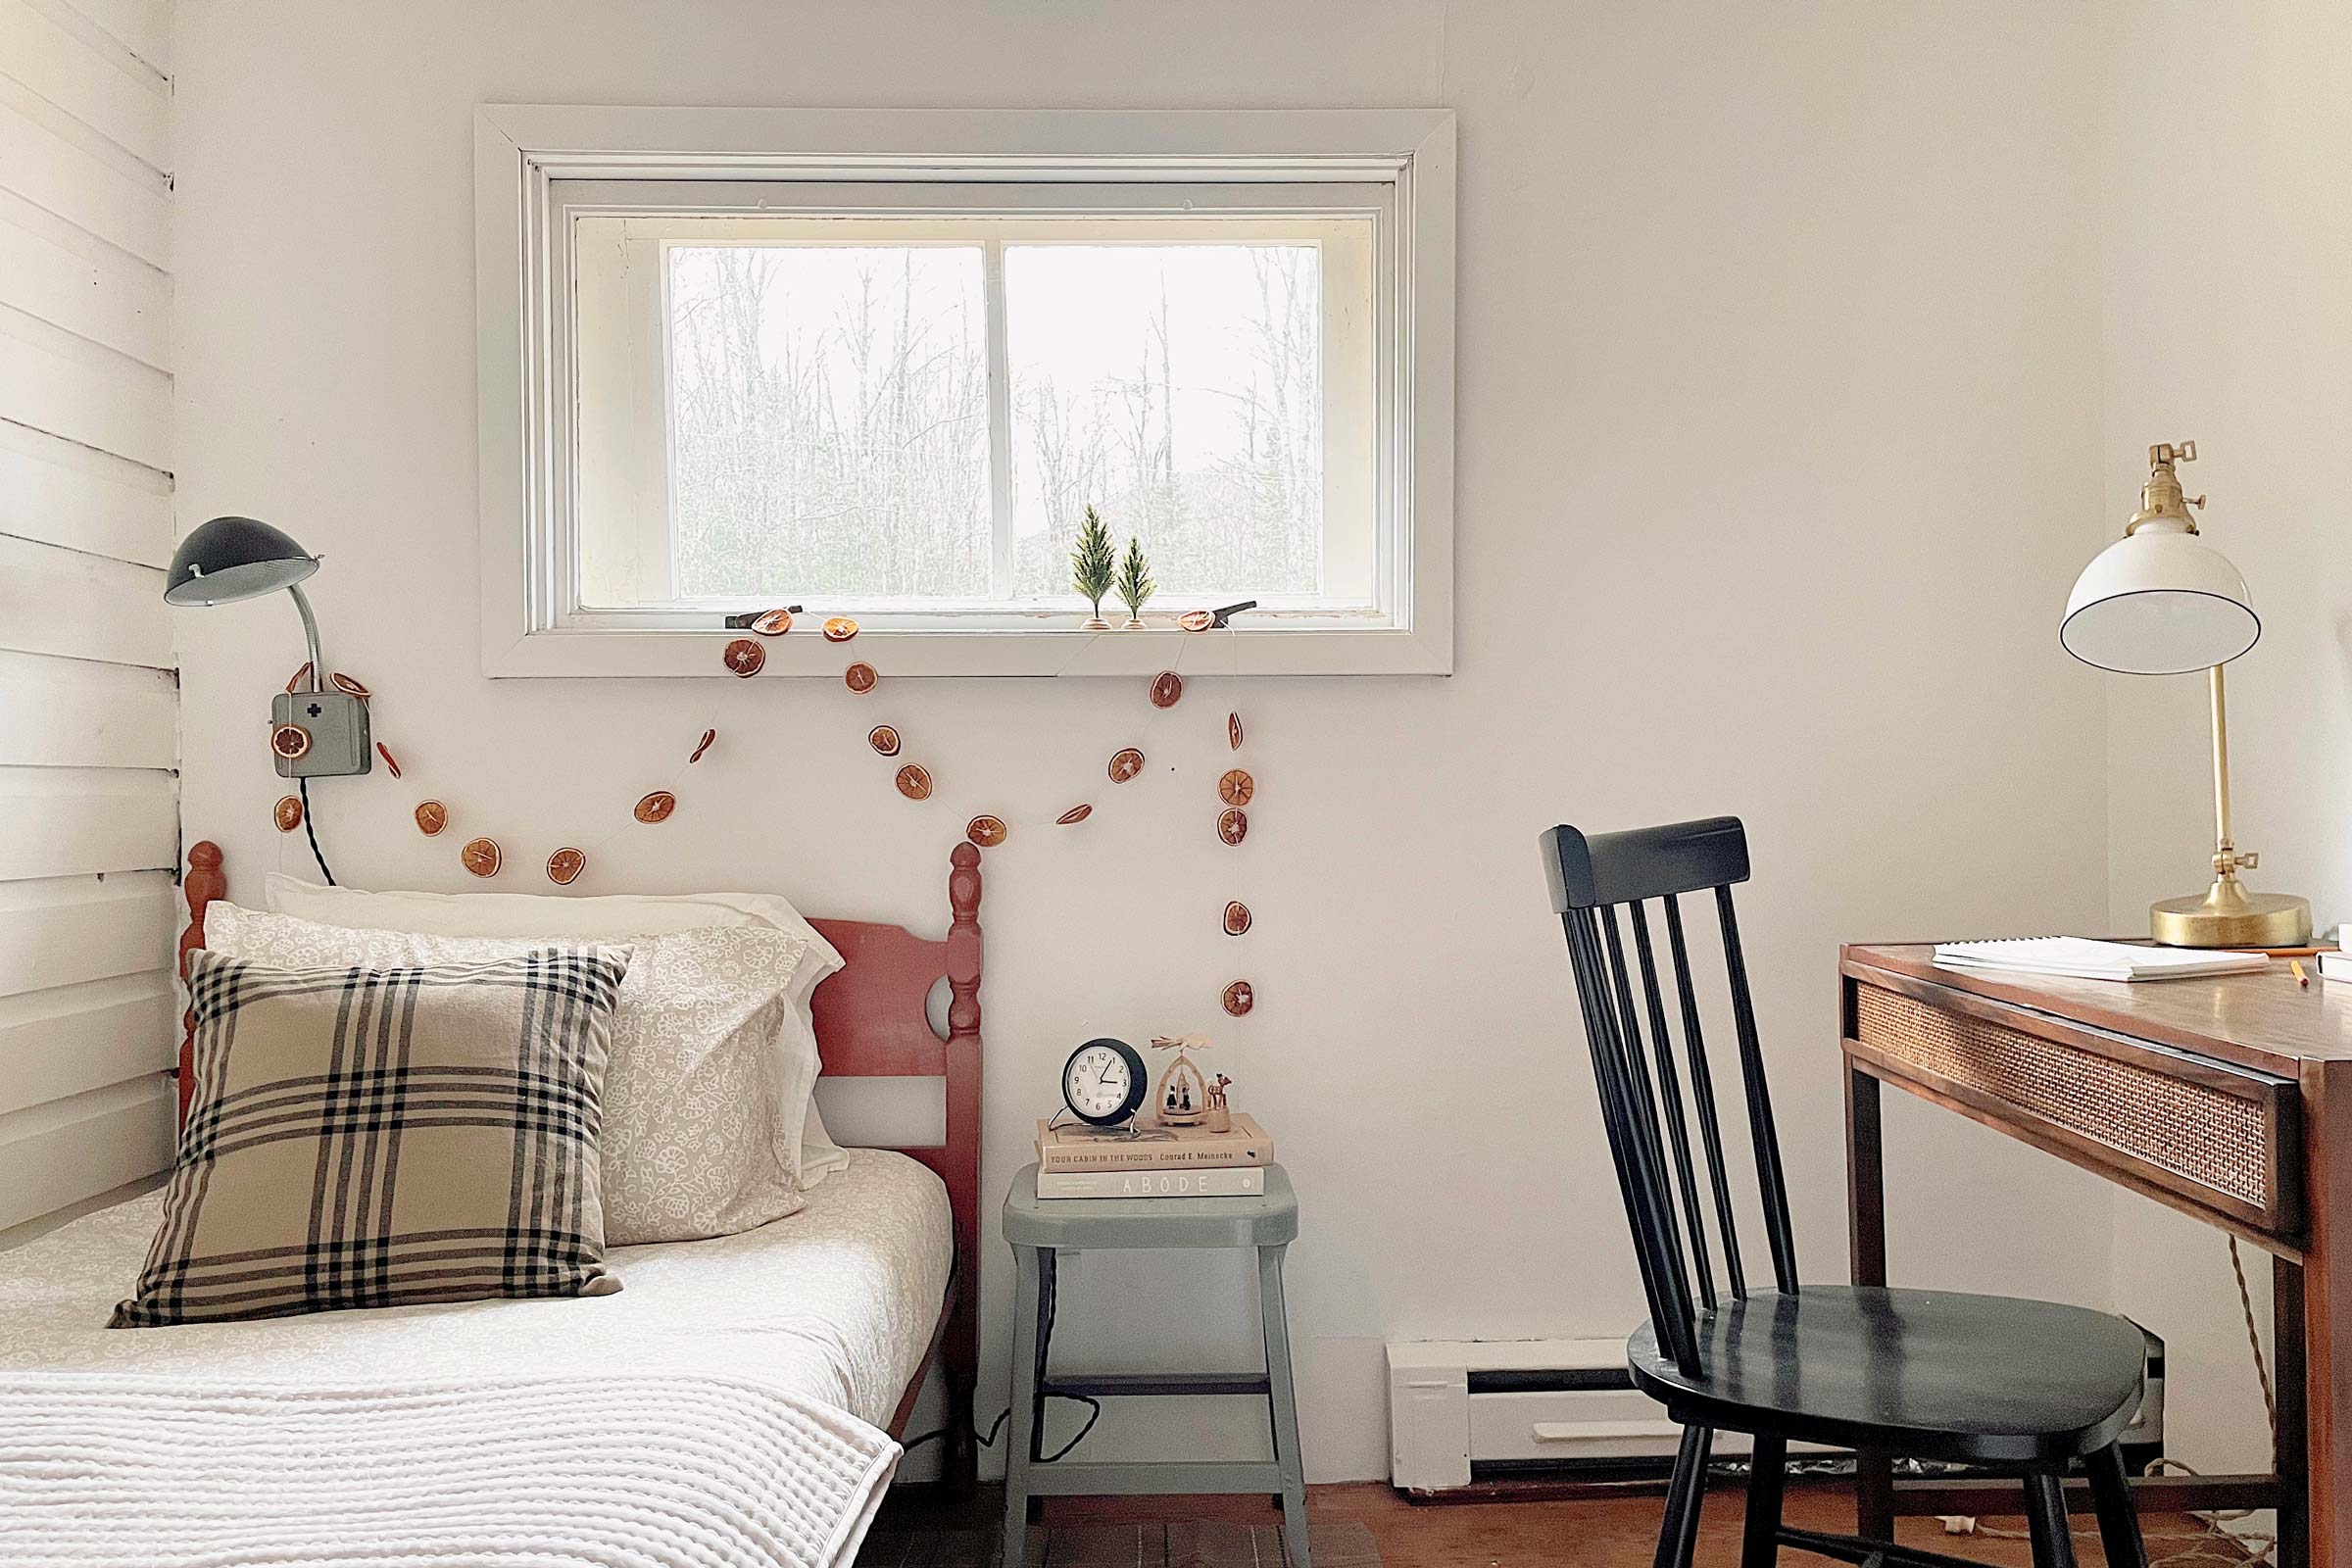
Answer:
(264, 873, 848, 1186)
(210, 904, 814, 1245)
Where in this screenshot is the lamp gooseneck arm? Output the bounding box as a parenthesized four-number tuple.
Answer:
(286, 582, 323, 692)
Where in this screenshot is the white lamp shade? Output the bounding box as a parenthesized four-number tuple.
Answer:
(2061, 529, 2259, 674)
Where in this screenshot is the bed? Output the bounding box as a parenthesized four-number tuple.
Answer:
(0, 839, 984, 1567)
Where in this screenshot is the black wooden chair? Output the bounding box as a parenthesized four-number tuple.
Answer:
(1540, 816, 2150, 1568)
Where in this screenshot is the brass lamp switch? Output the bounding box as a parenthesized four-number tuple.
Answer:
(270, 688, 371, 778)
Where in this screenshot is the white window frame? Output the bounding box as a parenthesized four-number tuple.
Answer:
(475, 105, 1455, 678)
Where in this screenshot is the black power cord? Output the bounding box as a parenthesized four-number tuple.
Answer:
(902, 1271, 1102, 1463)
(296, 777, 336, 886)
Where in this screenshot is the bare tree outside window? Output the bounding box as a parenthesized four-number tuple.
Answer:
(662, 237, 1325, 608)
(669, 245, 991, 600)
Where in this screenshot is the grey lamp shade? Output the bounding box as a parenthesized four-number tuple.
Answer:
(163, 516, 319, 607)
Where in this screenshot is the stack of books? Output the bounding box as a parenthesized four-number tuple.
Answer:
(1034, 1115, 1273, 1200)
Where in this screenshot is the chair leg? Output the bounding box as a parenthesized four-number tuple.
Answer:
(2023, 1467, 2081, 1568)
(1741, 1433, 1786, 1567)
(1652, 1424, 1713, 1568)
(2082, 1444, 2149, 1568)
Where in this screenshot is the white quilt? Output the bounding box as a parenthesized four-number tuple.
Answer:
(0, 1151, 954, 1568)
(0, 1371, 899, 1568)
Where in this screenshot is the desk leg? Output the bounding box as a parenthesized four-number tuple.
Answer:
(2301, 1059, 2352, 1568)
(1845, 1057, 1893, 1542)
(1258, 1245, 1312, 1568)
(1003, 1244, 1045, 1562)
(2277, 1254, 2309, 1568)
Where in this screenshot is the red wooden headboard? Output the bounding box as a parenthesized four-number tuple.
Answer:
(173, 838, 983, 1492)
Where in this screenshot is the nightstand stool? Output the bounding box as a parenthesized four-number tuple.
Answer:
(1000, 1162, 1309, 1568)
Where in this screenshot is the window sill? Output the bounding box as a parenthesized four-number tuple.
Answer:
(483, 624, 1452, 678)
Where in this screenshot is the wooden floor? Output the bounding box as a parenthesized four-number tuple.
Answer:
(872, 1482, 2262, 1568)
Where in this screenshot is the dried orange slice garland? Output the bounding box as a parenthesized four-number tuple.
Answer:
(336, 605, 1257, 1015)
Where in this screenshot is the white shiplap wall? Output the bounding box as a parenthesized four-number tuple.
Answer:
(0, 0, 177, 1230)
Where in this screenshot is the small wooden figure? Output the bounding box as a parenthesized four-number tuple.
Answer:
(1205, 1073, 1234, 1134)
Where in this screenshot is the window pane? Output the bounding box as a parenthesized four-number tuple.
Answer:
(668, 246, 990, 600)
(1006, 244, 1323, 602)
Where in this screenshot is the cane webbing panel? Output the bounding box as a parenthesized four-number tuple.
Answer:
(1853, 984, 2271, 1211)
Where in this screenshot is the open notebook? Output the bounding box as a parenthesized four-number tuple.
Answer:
(1932, 937, 2270, 983)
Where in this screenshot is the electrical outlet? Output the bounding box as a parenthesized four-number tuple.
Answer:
(270, 689, 372, 778)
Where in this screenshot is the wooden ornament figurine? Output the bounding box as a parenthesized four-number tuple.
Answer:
(1149, 1034, 1211, 1127)
(1205, 1073, 1235, 1134)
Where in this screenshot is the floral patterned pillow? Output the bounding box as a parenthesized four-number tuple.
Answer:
(206, 906, 815, 1245)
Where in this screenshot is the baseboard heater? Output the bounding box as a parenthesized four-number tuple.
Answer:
(1388, 1330, 2164, 1499)
(1389, 1337, 1743, 1495)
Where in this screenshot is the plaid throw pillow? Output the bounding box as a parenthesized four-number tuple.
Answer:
(111, 946, 632, 1328)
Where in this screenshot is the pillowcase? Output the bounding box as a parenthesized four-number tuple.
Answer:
(264, 873, 849, 1188)
(209, 905, 814, 1246)
(114, 947, 630, 1327)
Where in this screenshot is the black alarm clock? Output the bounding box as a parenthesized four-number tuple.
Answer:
(1061, 1037, 1148, 1128)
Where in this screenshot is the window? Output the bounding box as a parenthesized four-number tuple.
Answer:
(478, 108, 1454, 675)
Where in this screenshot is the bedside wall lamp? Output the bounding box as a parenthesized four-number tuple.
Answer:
(2061, 441, 2309, 947)
(163, 515, 372, 781)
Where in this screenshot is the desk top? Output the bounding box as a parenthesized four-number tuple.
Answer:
(1842, 943, 2352, 1075)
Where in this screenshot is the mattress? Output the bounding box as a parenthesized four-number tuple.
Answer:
(0, 1148, 951, 1431)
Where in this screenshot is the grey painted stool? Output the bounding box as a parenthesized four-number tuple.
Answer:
(1000, 1163, 1308, 1568)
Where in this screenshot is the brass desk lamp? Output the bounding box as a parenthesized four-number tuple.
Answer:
(2062, 441, 2310, 948)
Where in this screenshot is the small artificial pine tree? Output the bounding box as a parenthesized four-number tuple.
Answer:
(1070, 506, 1116, 627)
(1114, 536, 1156, 625)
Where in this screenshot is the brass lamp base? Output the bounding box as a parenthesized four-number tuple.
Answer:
(2150, 879, 2311, 949)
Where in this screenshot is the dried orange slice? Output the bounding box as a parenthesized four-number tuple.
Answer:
(895, 764, 933, 801)
(822, 616, 859, 642)
(546, 847, 586, 885)
(845, 662, 878, 693)
(272, 795, 303, 833)
(1222, 980, 1255, 1017)
(1218, 808, 1248, 846)
(1108, 748, 1145, 783)
(330, 672, 369, 700)
(1178, 609, 1215, 632)
(1150, 671, 1183, 709)
(965, 815, 1007, 847)
(634, 791, 676, 823)
(415, 801, 448, 836)
(461, 837, 502, 878)
(1057, 804, 1094, 825)
(751, 608, 794, 635)
(689, 728, 716, 763)
(722, 638, 765, 677)
(374, 742, 402, 779)
(1223, 902, 1252, 937)
(1219, 768, 1254, 808)
(868, 725, 902, 757)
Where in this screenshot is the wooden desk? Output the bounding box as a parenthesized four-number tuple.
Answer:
(1840, 943, 2349, 1568)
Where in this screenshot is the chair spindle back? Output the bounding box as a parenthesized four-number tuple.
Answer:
(1541, 816, 1797, 1379)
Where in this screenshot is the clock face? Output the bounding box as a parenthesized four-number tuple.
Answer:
(1064, 1040, 1140, 1125)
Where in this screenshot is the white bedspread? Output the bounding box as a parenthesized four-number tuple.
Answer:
(0, 1371, 899, 1568)
(0, 1149, 951, 1430)
(0, 1150, 953, 1568)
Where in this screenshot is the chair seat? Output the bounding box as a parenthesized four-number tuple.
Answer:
(1628, 1285, 2146, 1465)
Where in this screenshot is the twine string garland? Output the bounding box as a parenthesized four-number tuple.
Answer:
(277, 610, 1258, 1016)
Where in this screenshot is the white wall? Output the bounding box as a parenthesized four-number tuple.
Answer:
(2095, 0, 2352, 1477)
(0, 0, 179, 1231)
(170, 0, 2121, 1479)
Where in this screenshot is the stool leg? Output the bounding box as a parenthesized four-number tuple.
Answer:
(1002, 1244, 1044, 1566)
(1257, 1244, 1311, 1568)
